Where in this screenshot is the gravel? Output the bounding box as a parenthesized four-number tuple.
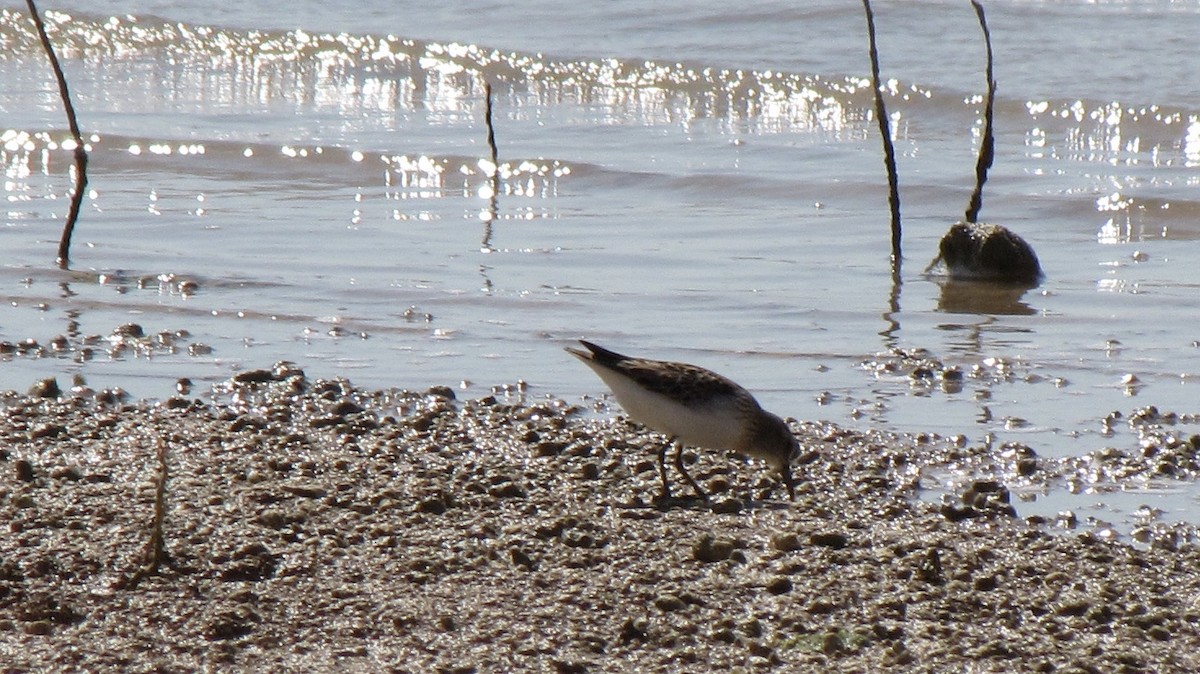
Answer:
(2, 363, 1199, 672)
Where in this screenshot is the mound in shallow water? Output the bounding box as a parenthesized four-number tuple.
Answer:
(1, 366, 1198, 672)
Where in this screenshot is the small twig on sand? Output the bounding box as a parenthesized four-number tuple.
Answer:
(964, 0, 996, 224)
(118, 438, 174, 589)
(24, 0, 89, 268)
(861, 0, 902, 269)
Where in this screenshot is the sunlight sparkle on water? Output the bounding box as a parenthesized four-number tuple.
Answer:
(1185, 121, 1200, 166)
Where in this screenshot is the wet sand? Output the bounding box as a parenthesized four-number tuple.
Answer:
(2, 364, 1199, 672)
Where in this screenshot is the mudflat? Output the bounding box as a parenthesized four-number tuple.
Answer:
(2, 365, 1198, 672)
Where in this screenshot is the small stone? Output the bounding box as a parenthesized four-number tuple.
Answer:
(272, 361, 304, 379)
(618, 617, 649, 643)
(50, 466, 82, 481)
(280, 483, 327, 499)
(693, 535, 735, 563)
(331, 400, 364, 416)
(233, 369, 274, 384)
(30, 423, 66, 440)
(254, 509, 288, 530)
(219, 543, 278, 582)
(706, 476, 731, 493)
(488, 482, 526, 499)
(971, 479, 1004, 494)
(510, 548, 537, 571)
(712, 627, 736, 643)
(740, 619, 763, 638)
(187, 343, 214, 356)
(765, 577, 793, 595)
(1055, 599, 1090, 617)
(553, 660, 588, 674)
(810, 532, 849, 549)
(973, 575, 999, 592)
(28, 378, 61, 398)
(534, 441, 569, 457)
(15, 459, 34, 483)
(710, 498, 742, 515)
(204, 607, 259, 640)
(416, 497, 448, 515)
(821, 631, 841, 654)
(771, 533, 801, 552)
(113, 323, 145, 338)
(1017, 457, 1038, 476)
(653, 594, 686, 612)
(942, 504, 979, 522)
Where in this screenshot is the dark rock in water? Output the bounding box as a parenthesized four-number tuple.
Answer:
(932, 221, 1042, 285)
(112, 323, 145, 338)
(233, 369, 275, 384)
(271, 361, 305, 380)
(949, 479, 1018, 520)
(28, 378, 61, 398)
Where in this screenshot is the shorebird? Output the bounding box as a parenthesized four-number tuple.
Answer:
(566, 340, 798, 501)
(928, 221, 1043, 285)
(926, 2, 1043, 287)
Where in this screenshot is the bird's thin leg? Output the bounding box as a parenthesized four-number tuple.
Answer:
(781, 463, 796, 502)
(674, 441, 708, 500)
(657, 438, 674, 500)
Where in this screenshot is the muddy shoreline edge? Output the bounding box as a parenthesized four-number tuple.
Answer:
(2, 364, 1198, 672)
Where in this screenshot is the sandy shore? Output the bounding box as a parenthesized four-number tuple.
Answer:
(2, 364, 1199, 672)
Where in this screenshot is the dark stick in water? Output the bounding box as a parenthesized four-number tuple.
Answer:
(25, 0, 89, 268)
(861, 0, 902, 269)
(481, 82, 500, 251)
(485, 82, 499, 172)
(964, 0, 996, 224)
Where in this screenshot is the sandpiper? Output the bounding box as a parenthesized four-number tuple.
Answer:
(566, 340, 798, 501)
(928, 221, 1042, 286)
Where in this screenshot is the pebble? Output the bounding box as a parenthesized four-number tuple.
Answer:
(15, 459, 35, 483)
(693, 534, 735, 563)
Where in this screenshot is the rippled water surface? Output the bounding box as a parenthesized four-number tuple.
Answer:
(3, 1, 1200, 528)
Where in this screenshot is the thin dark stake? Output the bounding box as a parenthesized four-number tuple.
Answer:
(862, 0, 902, 268)
(484, 82, 499, 172)
(964, 0, 995, 224)
(481, 82, 500, 251)
(25, 0, 89, 268)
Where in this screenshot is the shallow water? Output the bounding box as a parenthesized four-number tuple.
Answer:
(3, 1, 1200, 527)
